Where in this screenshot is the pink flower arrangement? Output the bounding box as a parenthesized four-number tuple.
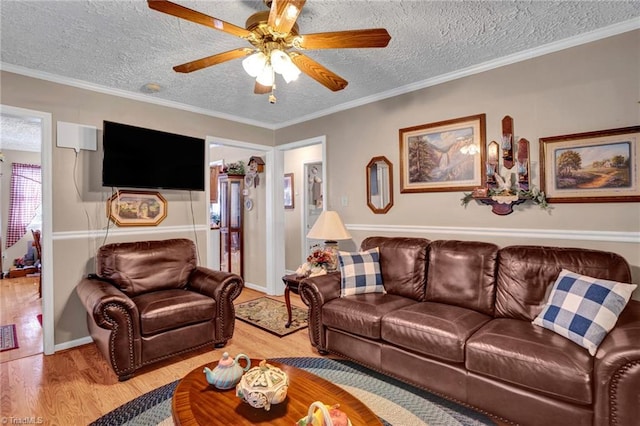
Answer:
(307, 248, 333, 267)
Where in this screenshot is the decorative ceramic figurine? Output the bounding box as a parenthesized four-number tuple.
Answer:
(236, 360, 289, 411)
(203, 352, 251, 390)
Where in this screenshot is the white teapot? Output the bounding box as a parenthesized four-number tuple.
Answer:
(236, 360, 289, 411)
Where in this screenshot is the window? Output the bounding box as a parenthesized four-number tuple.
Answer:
(5, 163, 41, 248)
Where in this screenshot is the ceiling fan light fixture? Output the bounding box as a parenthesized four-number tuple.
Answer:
(281, 63, 301, 83)
(256, 64, 275, 86)
(242, 52, 267, 77)
(270, 49, 290, 74)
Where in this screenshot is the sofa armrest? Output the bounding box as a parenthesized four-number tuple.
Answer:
(189, 267, 244, 341)
(593, 300, 640, 426)
(298, 272, 341, 352)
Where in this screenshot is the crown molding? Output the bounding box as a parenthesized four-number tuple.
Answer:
(273, 18, 640, 129)
(0, 63, 276, 130)
(2, 18, 638, 131)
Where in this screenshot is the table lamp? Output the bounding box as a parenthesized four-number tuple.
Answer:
(306, 211, 352, 271)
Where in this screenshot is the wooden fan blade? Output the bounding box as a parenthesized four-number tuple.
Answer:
(254, 82, 272, 94)
(289, 53, 347, 92)
(297, 28, 391, 49)
(268, 0, 306, 35)
(173, 48, 251, 73)
(147, 0, 251, 38)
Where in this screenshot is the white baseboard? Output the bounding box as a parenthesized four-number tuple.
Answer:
(53, 336, 93, 353)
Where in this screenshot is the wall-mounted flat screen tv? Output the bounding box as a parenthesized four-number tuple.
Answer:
(102, 121, 205, 191)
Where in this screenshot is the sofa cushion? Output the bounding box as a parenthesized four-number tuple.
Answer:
(132, 289, 216, 336)
(338, 248, 385, 297)
(322, 294, 417, 339)
(532, 269, 637, 356)
(97, 238, 197, 296)
(360, 237, 430, 301)
(425, 240, 498, 316)
(382, 302, 491, 363)
(466, 318, 593, 405)
(495, 245, 631, 321)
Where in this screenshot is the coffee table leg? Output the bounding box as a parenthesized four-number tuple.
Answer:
(284, 285, 293, 328)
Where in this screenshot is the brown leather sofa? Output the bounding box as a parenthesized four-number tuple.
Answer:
(299, 237, 639, 426)
(76, 238, 243, 381)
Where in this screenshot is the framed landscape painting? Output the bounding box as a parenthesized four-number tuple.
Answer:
(540, 126, 640, 203)
(107, 190, 167, 226)
(399, 114, 486, 193)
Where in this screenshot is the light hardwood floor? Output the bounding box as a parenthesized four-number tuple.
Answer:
(0, 276, 43, 363)
(0, 287, 320, 425)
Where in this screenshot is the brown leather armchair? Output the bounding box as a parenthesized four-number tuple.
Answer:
(76, 238, 243, 381)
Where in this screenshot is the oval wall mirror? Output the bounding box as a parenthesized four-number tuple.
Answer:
(366, 156, 394, 214)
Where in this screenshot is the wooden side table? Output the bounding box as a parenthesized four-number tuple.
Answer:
(281, 274, 304, 328)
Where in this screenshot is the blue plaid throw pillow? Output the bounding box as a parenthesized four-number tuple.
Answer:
(338, 247, 385, 297)
(532, 269, 637, 355)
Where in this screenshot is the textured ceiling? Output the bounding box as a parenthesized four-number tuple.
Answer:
(1, 1, 640, 131)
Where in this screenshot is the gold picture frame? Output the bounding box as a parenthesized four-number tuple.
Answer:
(540, 126, 640, 203)
(107, 190, 167, 226)
(399, 114, 486, 193)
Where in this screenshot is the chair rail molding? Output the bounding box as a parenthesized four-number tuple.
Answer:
(346, 224, 639, 244)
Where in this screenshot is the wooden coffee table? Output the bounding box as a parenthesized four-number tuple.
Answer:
(172, 358, 382, 425)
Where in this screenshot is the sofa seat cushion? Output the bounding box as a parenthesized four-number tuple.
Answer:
(466, 318, 593, 405)
(133, 289, 216, 336)
(381, 302, 491, 363)
(323, 293, 417, 339)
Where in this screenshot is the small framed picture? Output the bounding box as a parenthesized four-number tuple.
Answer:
(107, 190, 167, 226)
(284, 173, 294, 209)
(540, 126, 640, 203)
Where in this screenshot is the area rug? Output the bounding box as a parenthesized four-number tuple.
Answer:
(0, 324, 19, 352)
(91, 357, 497, 426)
(235, 297, 308, 337)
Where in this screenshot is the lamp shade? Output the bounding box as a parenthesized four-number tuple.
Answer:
(306, 211, 352, 243)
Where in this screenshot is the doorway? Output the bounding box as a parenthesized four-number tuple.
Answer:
(206, 136, 272, 293)
(0, 105, 52, 360)
(276, 137, 326, 284)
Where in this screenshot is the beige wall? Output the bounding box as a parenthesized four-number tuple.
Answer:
(1, 71, 273, 345)
(2, 29, 639, 348)
(275, 31, 640, 296)
(1, 149, 41, 269)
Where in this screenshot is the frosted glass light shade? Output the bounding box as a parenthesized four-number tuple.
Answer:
(307, 211, 352, 242)
(270, 49, 290, 74)
(242, 52, 267, 77)
(256, 64, 274, 86)
(282, 63, 301, 83)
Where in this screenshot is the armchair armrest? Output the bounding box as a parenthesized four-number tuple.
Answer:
(76, 277, 139, 330)
(298, 272, 341, 352)
(189, 266, 244, 342)
(75, 277, 141, 379)
(593, 300, 640, 426)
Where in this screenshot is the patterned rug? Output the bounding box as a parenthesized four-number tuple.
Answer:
(235, 297, 308, 337)
(0, 324, 18, 352)
(91, 357, 497, 426)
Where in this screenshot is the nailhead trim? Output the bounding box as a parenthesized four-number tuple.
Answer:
(103, 303, 135, 377)
(608, 359, 640, 425)
(299, 283, 325, 351)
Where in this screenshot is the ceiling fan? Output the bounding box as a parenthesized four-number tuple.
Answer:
(147, 0, 391, 102)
